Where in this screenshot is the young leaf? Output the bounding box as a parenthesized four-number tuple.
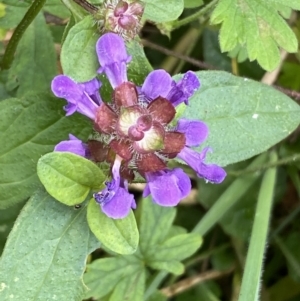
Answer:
(84, 256, 144, 300)
(0, 189, 100, 301)
(143, 0, 184, 23)
(61, 16, 99, 82)
(0, 93, 90, 209)
(7, 13, 57, 96)
(37, 152, 105, 206)
(138, 197, 176, 255)
(178, 71, 300, 167)
(211, 0, 299, 70)
(87, 199, 139, 254)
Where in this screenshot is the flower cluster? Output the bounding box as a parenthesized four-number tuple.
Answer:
(52, 33, 226, 219)
(96, 0, 144, 39)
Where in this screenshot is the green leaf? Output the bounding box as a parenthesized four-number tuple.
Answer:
(37, 152, 105, 206)
(7, 13, 57, 96)
(184, 0, 204, 8)
(147, 233, 202, 275)
(87, 199, 139, 254)
(0, 201, 26, 255)
(211, 0, 299, 71)
(180, 71, 300, 167)
(84, 256, 145, 300)
(0, 189, 99, 301)
(61, 16, 99, 82)
(0, 93, 90, 209)
(238, 152, 277, 301)
(143, 0, 184, 23)
(138, 197, 176, 255)
(127, 39, 153, 85)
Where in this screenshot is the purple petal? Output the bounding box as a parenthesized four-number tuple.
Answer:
(51, 75, 82, 104)
(54, 134, 87, 157)
(51, 75, 99, 119)
(79, 78, 102, 105)
(141, 70, 173, 101)
(168, 71, 200, 106)
(177, 147, 226, 184)
(176, 118, 208, 147)
(145, 168, 191, 206)
(101, 187, 135, 219)
(96, 33, 131, 88)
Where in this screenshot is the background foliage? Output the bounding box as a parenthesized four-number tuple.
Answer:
(0, 0, 300, 301)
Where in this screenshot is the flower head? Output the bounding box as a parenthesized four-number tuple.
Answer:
(96, 0, 144, 39)
(52, 33, 226, 219)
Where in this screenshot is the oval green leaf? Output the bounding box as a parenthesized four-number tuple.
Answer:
(179, 71, 300, 166)
(61, 16, 99, 82)
(87, 199, 139, 254)
(37, 152, 105, 205)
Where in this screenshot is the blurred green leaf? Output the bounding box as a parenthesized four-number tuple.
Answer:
(37, 152, 104, 206)
(184, 0, 204, 8)
(143, 0, 184, 23)
(180, 71, 300, 167)
(278, 62, 300, 91)
(0, 93, 90, 209)
(87, 199, 139, 254)
(0, 1, 28, 29)
(61, 16, 99, 82)
(269, 276, 300, 301)
(193, 153, 267, 236)
(279, 233, 300, 282)
(238, 152, 277, 301)
(211, 0, 299, 70)
(84, 256, 145, 300)
(0, 189, 99, 301)
(7, 13, 57, 96)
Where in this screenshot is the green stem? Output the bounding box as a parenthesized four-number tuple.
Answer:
(0, 0, 47, 70)
(228, 153, 300, 177)
(172, 0, 219, 30)
(238, 151, 277, 301)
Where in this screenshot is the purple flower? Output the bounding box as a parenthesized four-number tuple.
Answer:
(96, 33, 131, 88)
(54, 134, 87, 157)
(177, 147, 226, 184)
(176, 118, 208, 147)
(52, 32, 226, 219)
(143, 168, 191, 206)
(51, 75, 102, 119)
(168, 71, 200, 106)
(140, 69, 200, 106)
(93, 155, 135, 219)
